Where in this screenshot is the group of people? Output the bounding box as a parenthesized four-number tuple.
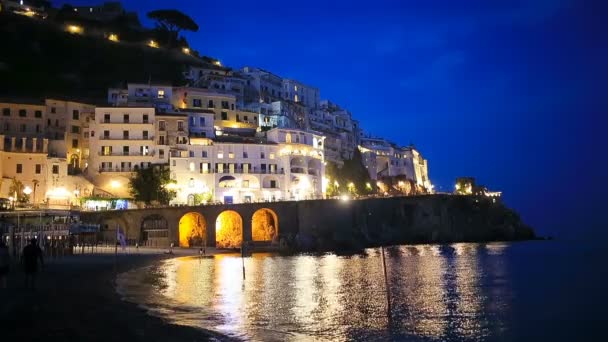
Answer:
(0, 238, 45, 289)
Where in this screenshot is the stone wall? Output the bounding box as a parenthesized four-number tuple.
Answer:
(75, 194, 534, 251)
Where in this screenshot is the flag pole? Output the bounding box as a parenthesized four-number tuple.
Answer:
(381, 246, 392, 321)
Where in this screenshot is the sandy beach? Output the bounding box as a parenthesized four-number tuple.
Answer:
(0, 249, 232, 342)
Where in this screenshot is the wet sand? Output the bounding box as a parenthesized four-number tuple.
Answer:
(0, 251, 232, 342)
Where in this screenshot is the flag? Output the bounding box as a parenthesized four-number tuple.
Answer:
(117, 226, 127, 251)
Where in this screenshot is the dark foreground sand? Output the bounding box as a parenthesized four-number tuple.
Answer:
(0, 253, 231, 342)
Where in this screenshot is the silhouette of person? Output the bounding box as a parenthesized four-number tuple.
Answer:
(22, 238, 44, 289)
(0, 240, 10, 289)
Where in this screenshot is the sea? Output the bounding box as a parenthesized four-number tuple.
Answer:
(116, 240, 607, 341)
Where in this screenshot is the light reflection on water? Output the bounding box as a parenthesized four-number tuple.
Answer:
(117, 243, 512, 341)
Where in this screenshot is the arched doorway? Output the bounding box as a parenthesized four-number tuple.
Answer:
(215, 210, 242, 248)
(178, 212, 207, 247)
(252, 208, 279, 242)
(141, 215, 168, 247)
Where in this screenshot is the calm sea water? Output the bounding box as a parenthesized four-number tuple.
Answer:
(117, 241, 607, 341)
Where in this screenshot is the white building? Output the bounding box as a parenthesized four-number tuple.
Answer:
(282, 79, 320, 109)
(88, 106, 164, 197)
(359, 136, 432, 193)
(169, 128, 325, 204)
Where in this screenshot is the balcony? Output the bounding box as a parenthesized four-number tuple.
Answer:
(98, 151, 155, 157)
(211, 168, 285, 175)
(100, 136, 154, 141)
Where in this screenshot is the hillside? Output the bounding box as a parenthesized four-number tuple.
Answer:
(0, 13, 210, 101)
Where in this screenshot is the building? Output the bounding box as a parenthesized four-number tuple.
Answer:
(87, 106, 164, 197)
(282, 79, 320, 109)
(359, 136, 432, 194)
(169, 128, 325, 204)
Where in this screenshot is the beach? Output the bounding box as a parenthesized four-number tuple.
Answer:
(0, 248, 231, 342)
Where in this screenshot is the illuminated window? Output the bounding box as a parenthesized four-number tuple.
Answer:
(157, 89, 165, 99)
(242, 180, 249, 188)
(228, 152, 234, 159)
(218, 152, 224, 159)
(294, 94, 299, 102)
(269, 153, 275, 160)
(189, 162, 195, 172)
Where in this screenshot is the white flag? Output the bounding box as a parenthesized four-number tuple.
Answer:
(117, 226, 127, 250)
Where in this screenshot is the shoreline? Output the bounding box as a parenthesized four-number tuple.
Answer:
(0, 251, 233, 342)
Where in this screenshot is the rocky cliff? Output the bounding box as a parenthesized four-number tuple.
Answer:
(293, 195, 535, 252)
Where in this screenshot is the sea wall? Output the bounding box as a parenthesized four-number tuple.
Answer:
(292, 195, 535, 251)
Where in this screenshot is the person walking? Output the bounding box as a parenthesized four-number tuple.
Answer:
(22, 238, 44, 289)
(0, 240, 10, 289)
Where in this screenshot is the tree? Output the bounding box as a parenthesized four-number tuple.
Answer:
(147, 9, 198, 46)
(129, 166, 176, 205)
(8, 178, 29, 203)
(324, 150, 375, 197)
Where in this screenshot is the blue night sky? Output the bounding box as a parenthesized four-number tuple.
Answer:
(62, 0, 606, 239)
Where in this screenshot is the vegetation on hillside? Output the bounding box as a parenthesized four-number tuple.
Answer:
(325, 149, 375, 197)
(0, 12, 206, 100)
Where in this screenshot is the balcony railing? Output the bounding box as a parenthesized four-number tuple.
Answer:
(98, 151, 155, 157)
(211, 168, 285, 174)
(100, 136, 154, 141)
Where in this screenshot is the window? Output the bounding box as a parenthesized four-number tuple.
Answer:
(221, 111, 228, 120)
(236, 114, 240, 122)
(190, 116, 196, 126)
(103, 130, 109, 139)
(2, 108, 9, 116)
(158, 120, 166, 131)
(157, 89, 165, 99)
(123, 131, 129, 139)
(143, 130, 149, 139)
(71, 126, 80, 133)
(221, 101, 229, 109)
(158, 136, 165, 145)
(207, 100, 215, 108)
(55, 119, 59, 127)
(35, 110, 42, 118)
(104, 114, 110, 123)
(72, 110, 79, 120)
(35, 164, 41, 174)
(231, 104, 235, 110)
(159, 149, 164, 159)
(140, 146, 149, 156)
(199, 117, 205, 126)
(72, 139, 79, 148)
(218, 152, 224, 159)
(123, 114, 129, 123)
(228, 152, 234, 159)
(260, 152, 265, 159)
(243, 151, 248, 158)
(50, 107, 56, 114)
(16, 164, 22, 174)
(177, 121, 184, 131)
(143, 114, 149, 123)
(269, 153, 275, 160)
(270, 180, 277, 188)
(242, 180, 249, 188)
(19, 109, 26, 117)
(244, 115, 248, 122)
(189, 151, 194, 157)
(202, 151, 208, 158)
(123, 146, 129, 155)
(52, 165, 59, 174)
(102, 146, 112, 156)
(192, 99, 202, 107)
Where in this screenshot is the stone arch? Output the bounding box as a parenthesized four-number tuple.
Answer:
(252, 208, 279, 242)
(178, 212, 207, 247)
(290, 157, 306, 174)
(307, 158, 322, 176)
(141, 214, 168, 247)
(215, 210, 243, 248)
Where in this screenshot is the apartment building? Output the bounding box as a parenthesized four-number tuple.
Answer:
(170, 128, 325, 204)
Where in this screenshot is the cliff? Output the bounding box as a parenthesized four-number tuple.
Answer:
(293, 195, 535, 252)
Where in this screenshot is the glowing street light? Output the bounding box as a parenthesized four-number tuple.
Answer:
(23, 186, 33, 195)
